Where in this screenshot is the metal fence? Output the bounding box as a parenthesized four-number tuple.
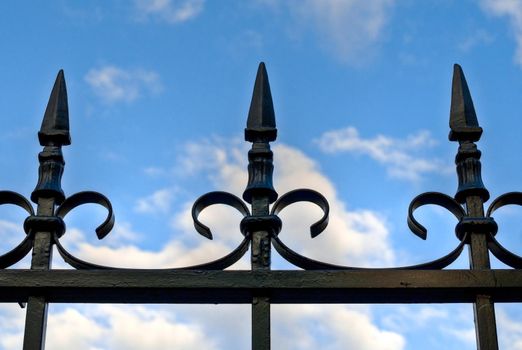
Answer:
(0, 63, 521, 350)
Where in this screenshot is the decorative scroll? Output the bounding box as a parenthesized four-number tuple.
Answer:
(271, 189, 329, 238)
(53, 190, 251, 270)
(0, 63, 520, 278)
(0, 191, 34, 268)
(56, 191, 115, 239)
(3, 59, 520, 350)
(485, 192, 522, 268)
(192, 191, 250, 239)
(269, 190, 468, 270)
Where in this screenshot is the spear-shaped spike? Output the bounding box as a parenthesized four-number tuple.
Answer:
(38, 70, 71, 146)
(449, 64, 482, 142)
(242, 62, 278, 205)
(31, 70, 70, 204)
(245, 62, 277, 142)
(449, 64, 490, 203)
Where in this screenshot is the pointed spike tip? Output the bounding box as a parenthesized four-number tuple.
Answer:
(449, 64, 482, 142)
(245, 62, 277, 142)
(38, 69, 71, 146)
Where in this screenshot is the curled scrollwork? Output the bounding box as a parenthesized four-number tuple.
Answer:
(52, 191, 116, 269)
(271, 189, 329, 238)
(18, 186, 516, 272)
(0, 191, 35, 269)
(55, 191, 115, 239)
(0, 191, 35, 215)
(403, 192, 469, 269)
(54, 190, 252, 270)
(268, 189, 339, 269)
(271, 232, 468, 270)
(54, 234, 252, 270)
(487, 192, 522, 217)
(192, 191, 250, 239)
(485, 192, 522, 268)
(407, 192, 465, 240)
(269, 190, 468, 270)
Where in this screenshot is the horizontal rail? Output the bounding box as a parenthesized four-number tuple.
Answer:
(0, 269, 521, 304)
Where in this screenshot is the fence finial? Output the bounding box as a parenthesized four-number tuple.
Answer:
(31, 70, 70, 203)
(243, 62, 278, 204)
(38, 70, 71, 146)
(245, 62, 277, 142)
(448, 64, 489, 203)
(449, 64, 482, 142)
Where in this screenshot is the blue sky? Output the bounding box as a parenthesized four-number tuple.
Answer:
(1, 0, 522, 349)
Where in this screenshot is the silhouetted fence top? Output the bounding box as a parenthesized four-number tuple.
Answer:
(0, 63, 521, 350)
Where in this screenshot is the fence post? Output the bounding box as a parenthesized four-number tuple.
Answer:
(23, 70, 70, 350)
(449, 64, 499, 350)
(243, 63, 278, 350)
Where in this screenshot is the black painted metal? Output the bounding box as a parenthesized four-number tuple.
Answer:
(0, 63, 520, 350)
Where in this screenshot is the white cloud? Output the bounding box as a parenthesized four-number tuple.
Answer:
(316, 126, 451, 182)
(135, 187, 176, 214)
(135, 0, 204, 23)
(112, 222, 142, 243)
(85, 65, 162, 103)
(442, 326, 476, 346)
(0, 304, 219, 350)
(458, 29, 494, 52)
(481, 0, 522, 65)
(382, 305, 449, 332)
(498, 308, 522, 350)
(0, 303, 409, 350)
(143, 166, 168, 177)
(0, 304, 25, 349)
(274, 305, 405, 350)
(46, 308, 105, 350)
(0, 219, 26, 248)
(57, 225, 247, 269)
(264, 0, 394, 65)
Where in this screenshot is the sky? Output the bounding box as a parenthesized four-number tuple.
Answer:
(0, 0, 522, 349)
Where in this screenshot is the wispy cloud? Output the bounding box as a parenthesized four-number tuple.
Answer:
(135, 188, 176, 214)
(263, 0, 395, 65)
(315, 127, 451, 182)
(382, 306, 449, 333)
(497, 308, 522, 350)
(0, 304, 219, 350)
(480, 0, 522, 66)
(134, 0, 204, 23)
(85, 65, 162, 103)
(143, 166, 169, 177)
(458, 29, 494, 52)
(273, 305, 405, 350)
(57, 224, 245, 269)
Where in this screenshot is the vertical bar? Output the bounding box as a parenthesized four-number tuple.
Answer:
(251, 197, 271, 270)
(243, 63, 277, 350)
(466, 196, 499, 350)
(23, 297, 48, 350)
(252, 296, 271, 350)
(23, 70, 70, 350)
(251, 197, 271, 350)
(23, 198, 56, 350)
(449, 65, 499, 350)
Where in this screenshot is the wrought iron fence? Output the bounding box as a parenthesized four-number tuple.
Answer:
(0, 62, 521, 350)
